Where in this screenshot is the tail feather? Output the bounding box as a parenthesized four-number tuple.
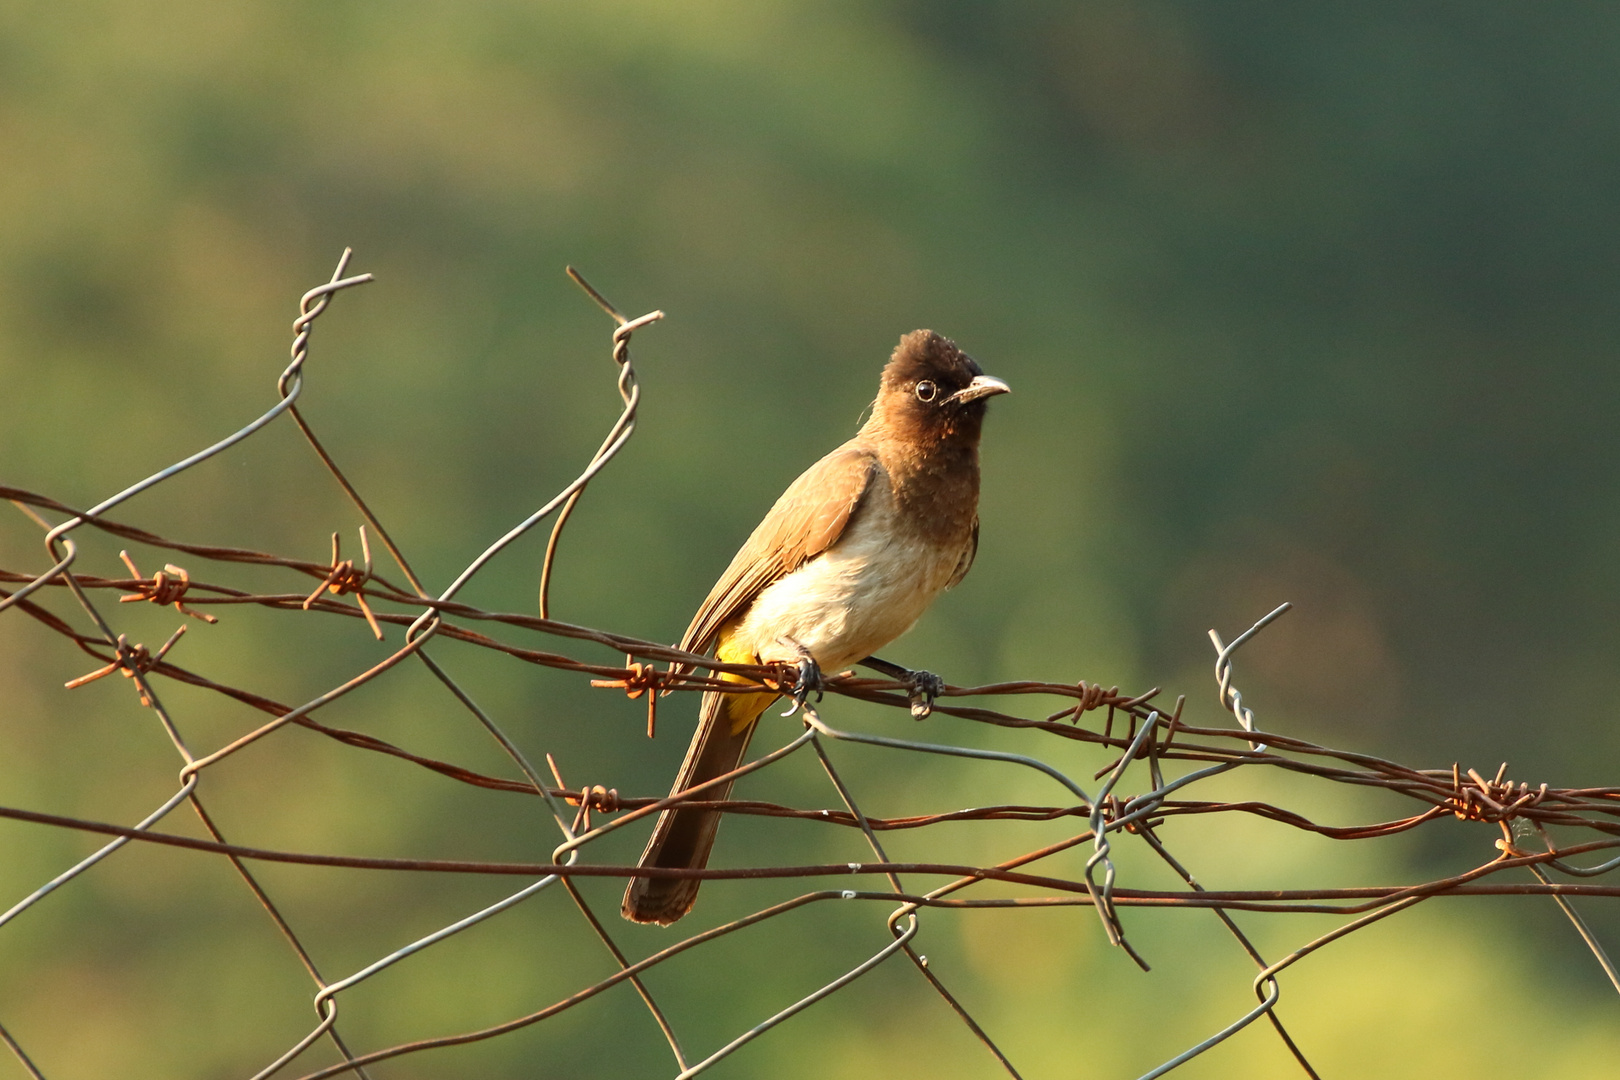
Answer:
(622, 686, 774, 925)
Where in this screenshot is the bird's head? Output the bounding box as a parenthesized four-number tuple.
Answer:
(868, 329, 1009, 447)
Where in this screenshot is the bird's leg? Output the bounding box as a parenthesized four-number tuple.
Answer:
(779, 637, 824, 717)
(860, 655, 945, 720)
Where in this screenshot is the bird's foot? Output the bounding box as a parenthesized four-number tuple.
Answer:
(902, 668, 945, 719)
(779, 640, 824, 717)
(859, 655, 945, 719)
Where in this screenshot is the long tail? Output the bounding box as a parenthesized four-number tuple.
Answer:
(621, 680, 775, 925)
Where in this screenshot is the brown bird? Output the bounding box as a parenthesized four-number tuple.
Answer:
(622, 330, 1009, 926)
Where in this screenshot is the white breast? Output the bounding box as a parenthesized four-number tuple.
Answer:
(732, 490, 963, 673)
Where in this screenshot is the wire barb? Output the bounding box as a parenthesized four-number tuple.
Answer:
(302, 528, 383, 640)
(117, 550, 218, 623)
(4, 260, 1615, 1080)
(64, 626, 187, 706)
(590, 657, 667, 737)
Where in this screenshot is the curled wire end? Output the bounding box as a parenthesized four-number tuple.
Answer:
(279, 248, 374, 396)
(613, 310, 665, 343)
(565, 266, 624, 323)
(1209, 602, 1291, 749)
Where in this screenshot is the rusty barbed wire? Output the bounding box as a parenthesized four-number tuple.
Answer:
(1, 253, 1616, 1080)
(115, 549, 218, 623)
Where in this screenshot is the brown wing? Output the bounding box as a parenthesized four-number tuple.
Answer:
(679, 441, 879, 659)
(946, 516, 979, 590)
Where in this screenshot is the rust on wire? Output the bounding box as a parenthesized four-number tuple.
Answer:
(2, 250, 1616, 1080)
(591, 657, 669, 737)
(302, 528, 384, 640)
(63, 626, 187, 706)
(116, 550, 218, 623)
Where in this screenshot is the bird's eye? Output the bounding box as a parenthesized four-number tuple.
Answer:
(915, 380, 939, 403)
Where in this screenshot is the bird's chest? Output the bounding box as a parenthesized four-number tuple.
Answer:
(734, 506, 966, 672)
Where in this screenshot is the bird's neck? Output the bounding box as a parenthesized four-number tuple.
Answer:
(873, 434, 982, 544)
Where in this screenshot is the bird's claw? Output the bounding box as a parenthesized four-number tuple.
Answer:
(781, 651, 824, 718)
(904, 669, 945, 719)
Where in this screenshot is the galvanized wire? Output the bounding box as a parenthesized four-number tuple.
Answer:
(1, 252, 1617, 1080)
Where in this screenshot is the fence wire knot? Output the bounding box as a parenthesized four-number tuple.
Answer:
(6, 253, 1616, 1080)
(571, 784, 622, 814)
(1073, 680, 1114, 717)
(63, 626, 187, 707)
(544, 753, 623, 836)
(303, 528, 382, 640)
(590, 660, 667, 698)
(1447, 763, 1549, 822)
(117, 551, 217, 623)
(591, 657, 667, 737)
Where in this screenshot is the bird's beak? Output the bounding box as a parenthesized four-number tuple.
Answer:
(949, 374, 1011, 405)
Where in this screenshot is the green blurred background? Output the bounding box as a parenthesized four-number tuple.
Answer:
(2, 1, 1618, 1076)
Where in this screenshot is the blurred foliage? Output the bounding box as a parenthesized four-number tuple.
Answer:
(2, 1, 1618, 1076)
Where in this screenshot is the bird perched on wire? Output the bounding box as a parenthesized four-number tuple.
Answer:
(622, 330, 1009, 926)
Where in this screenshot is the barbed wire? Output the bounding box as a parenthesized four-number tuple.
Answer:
(1, 252, 1616, 1079)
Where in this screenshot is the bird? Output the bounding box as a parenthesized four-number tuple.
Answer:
(621, 329, 1009, 926)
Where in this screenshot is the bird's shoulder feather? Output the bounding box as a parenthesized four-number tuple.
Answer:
(679, 441, 881, 659)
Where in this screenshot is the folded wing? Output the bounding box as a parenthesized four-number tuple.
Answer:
(679, 442, 880, 661)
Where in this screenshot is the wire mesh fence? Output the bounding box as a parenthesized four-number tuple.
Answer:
(2, 251, 1616, 1079)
